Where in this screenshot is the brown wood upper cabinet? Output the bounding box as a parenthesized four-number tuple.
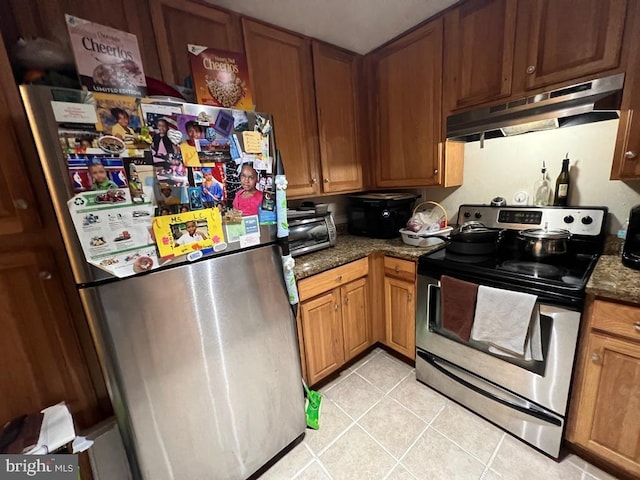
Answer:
(445, 0, 628, 111)
(514, 0, 627, 92)
(611, 0, 640, 180)
(242, 19, 321, 197)
(444, 0, 517, 112)
(1, 0, 163, 80)
(149, 0, 243, 86)
(372, 18, 445, 188)
(312, 42, 363, 193)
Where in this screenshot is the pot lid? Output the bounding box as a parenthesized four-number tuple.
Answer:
(520, 228, 571, 240)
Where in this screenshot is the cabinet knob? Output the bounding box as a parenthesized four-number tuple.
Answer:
(625, 151, 637, 159)
(311, 177, 318, 184)
(13, 199, 29, 210)
(344, 296, 349, 304)
(334, 303, 339, 310)
(407, 293, 413, 302)
(433, 169, 439, 175)
(591, 352, 601, 363)
(324, 178, 330, 183)
(395, 265, 400, 273)
(634, 321, 640, 332)
(336, 275, 342, 282)
(526, 65, 536, 74)
(39, 271, 52, 280)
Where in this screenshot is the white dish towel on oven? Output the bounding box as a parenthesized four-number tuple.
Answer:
(471, 285, 543, 361)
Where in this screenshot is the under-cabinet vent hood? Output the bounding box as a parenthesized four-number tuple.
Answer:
(446, 73, 624, 141)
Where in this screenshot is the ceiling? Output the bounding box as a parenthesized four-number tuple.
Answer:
(205, 0, 458, 54)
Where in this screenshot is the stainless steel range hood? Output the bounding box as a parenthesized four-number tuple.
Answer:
(446, 73, 624, 140)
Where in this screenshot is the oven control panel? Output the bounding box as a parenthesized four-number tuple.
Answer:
(456, 205, 607, 236)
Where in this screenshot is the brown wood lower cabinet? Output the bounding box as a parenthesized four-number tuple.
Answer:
(300, 290, 344, 385)
(341, 277, 370, 360)
(0, 248, 102, 428)
(296, 255, 419, 385)
(383, 257, 416, 360)
(384, 277, 416, 360)
(298, 259, 371, 385)
(568, 297, 640, 478)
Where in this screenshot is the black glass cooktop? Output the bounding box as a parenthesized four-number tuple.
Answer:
(418, 242, 599, 308)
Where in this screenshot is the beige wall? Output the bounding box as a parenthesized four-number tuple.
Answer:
(419, 119, 640, 234)
(295, 119, 640, 235)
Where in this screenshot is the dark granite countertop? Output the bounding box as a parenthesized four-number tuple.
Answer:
(586, 255, 640, 305)
(293, 234, 442, 280)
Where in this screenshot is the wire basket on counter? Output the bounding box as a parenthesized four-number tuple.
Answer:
(399, 201, 451, 247)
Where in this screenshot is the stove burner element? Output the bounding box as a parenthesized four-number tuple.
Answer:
(499, 260, 565, 279)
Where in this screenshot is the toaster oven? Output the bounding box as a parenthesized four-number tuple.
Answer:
(288, 213, 337, 257)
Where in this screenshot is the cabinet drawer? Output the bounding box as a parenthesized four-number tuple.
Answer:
(592, 299, 640, 342)
(298, 258, 368, 301)
(384, 257, 416, 281)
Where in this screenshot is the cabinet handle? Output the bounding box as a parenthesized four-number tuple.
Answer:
(625, 151, 637, 159)
(526, 65, 536, 74)
(39, 271, 52, 280)
(324, 178, 330, 183)
(634, 321, 640, 332)
(13, 199, 29, 210)
(344, 296, 349, 304)
(433, 169, 439, 175)
(311, 177, 318, 184)
(334, 303, 339, 310)
(591, 352, 601, 363)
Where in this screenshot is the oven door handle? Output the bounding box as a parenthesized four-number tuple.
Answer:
(418, 351, 562, 426)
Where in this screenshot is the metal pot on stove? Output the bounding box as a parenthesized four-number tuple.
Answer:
(436, 222, 504, 255)
(517, 228, 571, 260)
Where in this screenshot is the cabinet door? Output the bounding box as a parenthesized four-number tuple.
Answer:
(384, 276, 416, 360)
(374, 18, 443, 188)
(515, 0, 627, 91)
(242, 19, 320, 198)
(0, 249, 100, 426)
(0, 35, 39, 237)
(312, 42, 363, 193)
(300, 290, 344, 385)
(4, 0, 162, 79)
(149, 0, 243, 85)
(611, 0, 640, 179)
(444, 0, 517, 111)
(341, 277, 370, 361)
(572, 333, 640, 476)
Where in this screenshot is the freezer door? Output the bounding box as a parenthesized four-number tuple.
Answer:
(81, 245, 305, 480)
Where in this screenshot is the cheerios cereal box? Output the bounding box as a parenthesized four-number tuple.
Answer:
(188, 45, 253, 110)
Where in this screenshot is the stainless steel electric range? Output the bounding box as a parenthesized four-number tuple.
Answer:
(415, 204, 608, 458)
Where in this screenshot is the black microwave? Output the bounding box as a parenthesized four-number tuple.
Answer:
(347, 193, 417, 239)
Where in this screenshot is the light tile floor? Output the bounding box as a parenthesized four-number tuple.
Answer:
(260, 348, 621, 480)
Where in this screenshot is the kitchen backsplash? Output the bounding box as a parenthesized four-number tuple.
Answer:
(419, 119, 640, 234)
(293, 119, 640, 235)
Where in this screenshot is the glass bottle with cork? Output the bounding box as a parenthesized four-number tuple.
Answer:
(553, 154, 571, 206)
(533, 161, 550, 206)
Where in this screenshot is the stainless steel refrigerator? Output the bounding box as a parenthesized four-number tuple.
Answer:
(20, 85, 306, 480)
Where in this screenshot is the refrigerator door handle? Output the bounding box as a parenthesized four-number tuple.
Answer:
(417, 350, 561, 426)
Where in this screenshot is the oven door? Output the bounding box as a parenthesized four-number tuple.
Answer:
(415, 274, 581, 416)
(415, 350, 564, 457)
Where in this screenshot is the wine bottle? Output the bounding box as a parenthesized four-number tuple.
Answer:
(553, 155, 570, 206)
